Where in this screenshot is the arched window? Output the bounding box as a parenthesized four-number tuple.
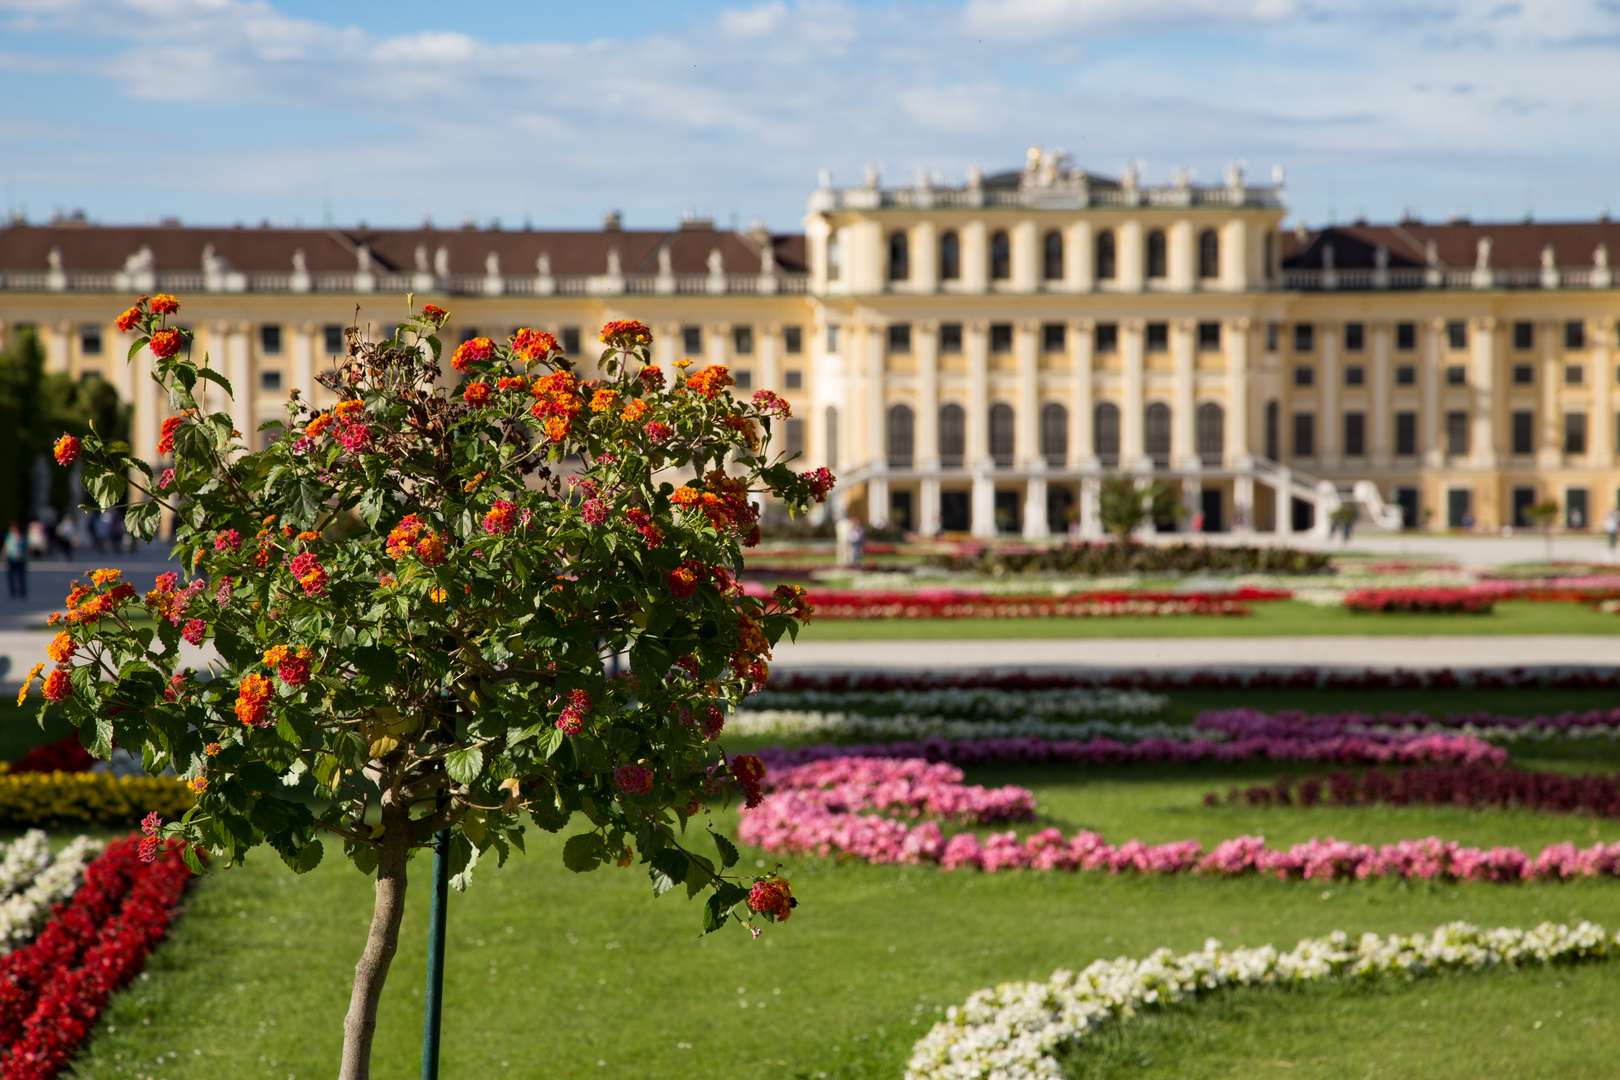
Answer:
(939, 403, 966, 468)
(826, 233, 842, 282)
(1196, 402, 1225, 466)
(1094, 402, 1120, 465)
(1096, 230, 1116, 280)
(1040, 403, 1068, 467)
(990, 230, 1011, 281)
(888, 231, 910, 282)
(1146, 229, 1167, 279)
(1042, 230, 1064, 281)
(1198, 229, 1220, 280)
(1145, 402, 1171, 467)
(989, 403, 1015, 467)
(825, 405, 839, 469)
(887, 403, 915, 468)
(940, 231, 961, 281)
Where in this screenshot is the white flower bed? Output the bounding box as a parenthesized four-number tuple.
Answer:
(906, 919, 1615, 1080)
(0, 832, 104, 951)
(741, 687, 1169, 722)
(729, 711, 1193, 743)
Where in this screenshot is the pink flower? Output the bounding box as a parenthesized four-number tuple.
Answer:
(181, 619, 206, 645)
(141, 811, 163, 836)
(158, 469, 175, 490)
(581, 499, 608, 526)
(644, 421, 672, 443)
(614, 765, 654, 796)
(556, 689, 591, 736)
(335, 423, 370, 453)
(215, 530, 241, 552)
(288, 552, 328, 597)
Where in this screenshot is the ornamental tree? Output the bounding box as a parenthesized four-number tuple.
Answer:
(26, 296, 832, 1079)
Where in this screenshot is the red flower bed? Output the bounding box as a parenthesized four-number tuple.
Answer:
(1343, 588, 1494, 614)
(769, 666, 1620, 693)
(755, 586, 1290, 620)
(1209, 765, 1620, 819)
(7, 738, 94, 776)
(0, 837, 195, 1079)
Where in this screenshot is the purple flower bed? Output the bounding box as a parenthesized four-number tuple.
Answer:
(1210, 765, 1620, 819)
(770, 667, 1620, 694)
(1196, 707, 1620, 739)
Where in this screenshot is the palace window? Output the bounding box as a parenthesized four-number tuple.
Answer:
(1447, 321, 1467, 350)
(1145, 322, 1169, 352)
(1445, 410, 1469, 456)
(1096, 230, 1116, 280)
(1146, 229, 1167, 279)
(1042, 230, 1064, 281)
(260, 370, 283, 392)
(989, 324, 1013, 353)
(1446, 365, 1467, 386)
(1293, 323, 1314, 352)
(1395, 364, 1416, 385)
(990, 230, 1011, 280)
(1041, 403, 1068, 467)
(1198, 229, 1219, 279)
(1395, 412, 1417, 456)
(562, 327, 581, 354)
(939, 231, 960, 281)
(1095, 322, 1118, 352)
(1344, 323, 1365, 351)
(888, 231, 909, 282)
(1266, 322, 1279, 352)
(733, 370, 753, 391)
(323, 325, 344, 354)
(989, 403, 1016, 467)
(1566, 412, 1588, 455)
(1196, 403, 1224, 466)
(1344, 365, 1364, 386)
(940, 323, 963, 353)
(260, 325, 282, 354)
(784, 369, 803, 390)
(887, 404, 915, 468)
(1512, 410, 1534, 455)
(1197, 322, 1221, 351)
(79, 325, 102, 355)
(939, 404, 966, 467)
(1396, 322, 1416, 351)
(1566, 364, 1584, 385)
(1512, 364, 1533, 385)
(1513, 321, 1534, 350)
(1293, 365, 1315, 388)
(732, 325, 754, 354)
(784, 326, 803, 353)
(1094, 402, 1121, 465)
(1343, 412, 1366, 457)
(887, 324, 912, 353)
(1265, 400, 1279, 458)
(1293, 412, 1315, 457)
(682, 325, 703, 354)
(1042, 323, 1065, 351)
(784, 418, 805, 457)
(1567, 320, 1587, 349)
(1144, 402, 1171, 467)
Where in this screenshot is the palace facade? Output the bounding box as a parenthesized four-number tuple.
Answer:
(3, 148, 1619, 537)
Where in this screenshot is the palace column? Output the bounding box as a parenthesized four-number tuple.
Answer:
(1073, 317, 1095, 468)
(967, 320, 994, 537)
(227, 323, 253, 451)
(1320, 321, 1339, 467)
(1172, 318, 1196, 468)
(1423, 318, 1444, 468)
(917, 320, 941, 535)
(864, 323, 888, 528)
(1020, 317, 1047, 538)
(1538, 318, 1561, 468)
(1370, 322, 1390, 466)
(1471, 316, 1497, 470)
(1122, 318, 1146, 469)
(1225, 317, 1250, 463)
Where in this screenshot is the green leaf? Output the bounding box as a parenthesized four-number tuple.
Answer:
(348, 840, 379, 876)
(649, 849, 688, 897)
(448, 834, 478, 891)
(702, 891, 731, 933)
(352, 647, 397, 688)
(312, 753, 341, 790)
(125, 499, 161, 541)
(356, 487, 387, 529)
(712, 831, 739, 869)
(196, 366, 235, 400)
(444, 746, 484, 784)
(294, 839, 324, 873)
(180, 844, 208, 875)
(536, 726, 564, 760)
(293, 479, 324, 529)
(562, 833, 606, 874)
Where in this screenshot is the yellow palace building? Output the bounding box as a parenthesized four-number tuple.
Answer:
(3, 147, 1618, 538)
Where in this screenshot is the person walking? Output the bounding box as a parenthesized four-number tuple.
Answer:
(3, 523, 26, 601)
(1606, 507, 1620, 560)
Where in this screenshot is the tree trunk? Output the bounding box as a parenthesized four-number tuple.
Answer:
(339, 806, 413, 1080)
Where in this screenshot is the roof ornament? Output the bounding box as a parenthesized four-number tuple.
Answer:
(1225, 161, 1245, 190)
(1594, 244, 1613, 289)
(1372, 244, 1390, 290)
(1540, 244, 1559, 290)
(291, 248, 311, 293)
(46, 247, 65, 291)
(114, 245, 155, 292)
(1271, 164, 1285, 186)
(1172, 165, 1191, 190)
(862, 162, 881, 190)
(606, 247, 622, 278)
(411, 245, 435, 293)
(707, 247, 726, 295)
(535, 252, 554, 296)
(484, 251, 504, 297)
(1472, 236, 1493, 290)
(355, 244, 376, 294)
(1425, 239, 1440, 266)
(414, 245, 430, 273)
(656, 245, 675, 295)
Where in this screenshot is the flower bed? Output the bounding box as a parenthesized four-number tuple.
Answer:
(0, 773, 193, 829)
(739, 756, 1608, 882)
(906, 919, 1618, 1080)
(0, 836, 195, 1079)
(6, 739, 94, 776)
(769, 665, 1620, 693)
(1195, 706, 1620, 743)
(752, 728, 1506, 774)
(0, 834, 103, 952)
(1210, 764, 1620, 819)
(1343, 587, 1495, 614)
(922, 542, 1332, 577)
(730, 712, 1195, 744)
(749, 586, 1291, 620)
(741, 686, 1168, 721)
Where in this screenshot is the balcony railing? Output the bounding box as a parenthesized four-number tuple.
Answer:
(0, 269, 810, 298)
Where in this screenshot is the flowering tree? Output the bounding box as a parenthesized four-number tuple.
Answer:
(26, 296, 832, 1079)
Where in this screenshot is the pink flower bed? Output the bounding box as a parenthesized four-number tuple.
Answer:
(1343, 588, 1494, 614)
(1211, 764, 1620, 819)
(737, 755, 1620, 884)
(752, 729, 1506, 775)
(739, 585, 1290, 620)
(770, 666, 1620, 693)
(1195, 707, 1620, 739)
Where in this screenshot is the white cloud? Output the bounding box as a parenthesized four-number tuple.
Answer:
(1, 0, 1618, 230)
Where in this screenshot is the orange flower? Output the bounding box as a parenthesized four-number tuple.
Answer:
(234, 673, 275, 727)
(428, 586, 448, 603)
(90, 568, 122, 586)
(599, 319, 652, 349)
(588, 388, 617, 413)
(496, 376, 527, 392)
(205, 742, 222, 757)
(46, 632, 75, 663)
(296, 531, 319, 543)
(114, 302, 144, 333)
(511, 328, 558, 363)
(15, 663, 44, 706)
(43, 668, 72, 703)
(620, 399, 649, 424)
(386, 515, 427, 559)
(188, 776, 209, 794)
(639, 366, 666, 390)
(53, 434, 80, 466)
(415, 532, 447, 565)
(419, 303, 448, 324)
(149, 294, 179, 315)
(149, 329, 183, 359)
(305, 413, 334, 438)
(157, 415, 185, 456)
(463, 382, 492, 406)
(684, 365, 734, 400)
(451, 336, 495, 373)
(333, 400, 364, 418)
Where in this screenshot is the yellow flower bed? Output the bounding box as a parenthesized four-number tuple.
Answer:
(0, 768, 194, 828)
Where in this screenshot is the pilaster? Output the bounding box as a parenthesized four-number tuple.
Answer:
(1073, 318, 1095, 468)
(1424, 318, 1443, 468)
(1172, 318, 1196, 468)
(1225, 317, 1250, 462)
(1471, 315, 1497, 470)
(1370, 323, 1390, 466)
(1593, 316, 1614, 467)
(1320, 321, 1339, 467)
(967, 321, 989, 470)
(1122, 318, 1146, 467)
(1016, 320, 1039, 466)
(917, 321, 940, 471)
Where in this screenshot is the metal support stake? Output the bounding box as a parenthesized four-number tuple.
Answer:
(420, 828, 450, 1080)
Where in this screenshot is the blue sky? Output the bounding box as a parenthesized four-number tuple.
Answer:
(2, 0, 1618, 234)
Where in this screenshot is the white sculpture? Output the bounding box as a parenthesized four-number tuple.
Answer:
(707, 248, 723, 275)
(485, 251, 500, 277)
(415, 245, 430, 273)
(607, 248, 621, 277)
(433, 247, 450, 278)
(1474, 237, 1491, 271)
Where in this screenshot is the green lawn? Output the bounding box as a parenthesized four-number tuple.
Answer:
(795, 599, 1620, 639)
(66, 750, 1620, 1080)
